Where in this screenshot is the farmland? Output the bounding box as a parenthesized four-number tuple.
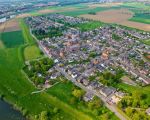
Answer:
(80, 9, 150, 31)
(1, 31, 24, 48)
(0, 19, 20, 33)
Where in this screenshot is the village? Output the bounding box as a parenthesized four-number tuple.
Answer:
(25, 13, 150, 119)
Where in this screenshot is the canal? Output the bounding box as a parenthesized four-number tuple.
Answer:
(0, 99, 26, 120)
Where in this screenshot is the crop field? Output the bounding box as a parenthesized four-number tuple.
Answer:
(87, 2, 123, 8)
(61, 7, 110, 16)
(1, 31, 24, 48)
(16, 13, 31, 18)
(129, 13, 150, 24)
(80, 9, 150, 31)
(121, 2, 150, 24)
(0, 19, 20, 33)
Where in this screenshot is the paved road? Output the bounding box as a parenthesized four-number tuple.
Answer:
(55, 66, 129, 120)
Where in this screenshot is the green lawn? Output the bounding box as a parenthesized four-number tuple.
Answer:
(19, 19, 43, 61)
(1, 31, 24, 48)
(24, 45, 42, 61)
(76, 21, 104, 31)
(130, 17, 150, 24)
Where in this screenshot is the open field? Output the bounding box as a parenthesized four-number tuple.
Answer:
(38, 9, 56, 14)
(121, 2, 150, 24)
(24, 45, 42, 61)
(0, 19, 20, 33)
(19, 19, 43, 61)
(76, 21, 104, 31)
(80, 9, 150, 31)
(16, 13, 31, 18)
(88, 2, 123, 8)
(1, 31, 24, 48)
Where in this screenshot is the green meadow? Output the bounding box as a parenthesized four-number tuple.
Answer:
(1, 31, 24, 48)
(19, 19, 42, 61)
(76, 21, 104, 31)
(122, 2, 150, 24)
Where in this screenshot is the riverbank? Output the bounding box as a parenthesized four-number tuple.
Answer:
(0, 98, 26, 120)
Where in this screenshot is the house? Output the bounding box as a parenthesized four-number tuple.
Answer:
(110, 95, 121, 104)
(100, 87, 116, 97)
(146, 108, 150, 115)
(83, 92, 94, 102)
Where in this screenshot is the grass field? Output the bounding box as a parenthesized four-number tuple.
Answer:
(1, 31, 24, 48)
(19, 19, 42, 61)
(24, 45, 42, 61)
(61, 7, 110, 16)
(121, 2, 150, 24)
(129, 13, 150, 24)
(76, 21, 104, 31)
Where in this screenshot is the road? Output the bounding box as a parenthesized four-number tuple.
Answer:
(55, 66, 129, 120)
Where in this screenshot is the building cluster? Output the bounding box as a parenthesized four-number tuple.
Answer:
(25, 14, 88, 35)
(26, 14, 150, 104)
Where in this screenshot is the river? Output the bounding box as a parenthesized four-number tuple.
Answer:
(0, 99, 26, 120)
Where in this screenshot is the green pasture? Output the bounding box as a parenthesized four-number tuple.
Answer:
(1, 31, 24, 48)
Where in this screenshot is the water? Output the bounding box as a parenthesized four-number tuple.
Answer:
(0, 99, 26, 120)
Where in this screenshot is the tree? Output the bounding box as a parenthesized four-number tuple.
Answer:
(72, 89, 84, 98)
(40, 111, 49, 120)
(132, 100, 138, 107)
(132, 91, 143, 100)
(100, 113, 109, 120)
(88, 97, 102, 110)
(125, 107, 133, 117)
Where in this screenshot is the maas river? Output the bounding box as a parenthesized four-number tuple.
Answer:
(0, 99, 26, 120)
